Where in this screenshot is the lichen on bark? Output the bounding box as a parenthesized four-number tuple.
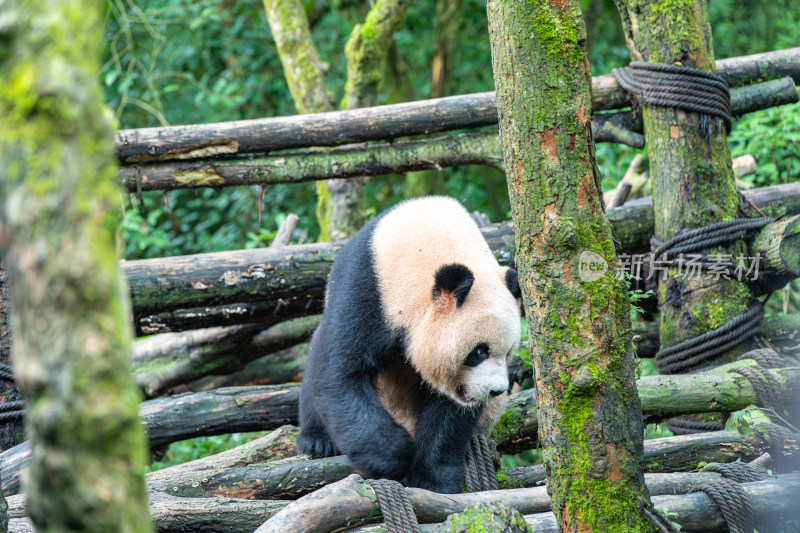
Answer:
(0, 0, 151, 531)
(487, 0, 656, 530)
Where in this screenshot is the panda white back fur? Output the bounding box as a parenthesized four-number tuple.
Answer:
(298, 196, 521, 493)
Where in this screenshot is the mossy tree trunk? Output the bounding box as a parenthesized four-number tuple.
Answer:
(262, 0, 336, 115)
(487, 0, 656, 531)
(264, 0, 413, 241)
(0, 0, 151, 531)
(613, 0, 751, 368)
(0, 257, 23, 451)
(318, 0, 414, 241)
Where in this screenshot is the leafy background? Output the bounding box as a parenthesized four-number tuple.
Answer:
(104, 0, 800, 468)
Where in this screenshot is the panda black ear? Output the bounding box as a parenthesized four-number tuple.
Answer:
(505, 268, 522, 299)
(433, 264, 474, 308)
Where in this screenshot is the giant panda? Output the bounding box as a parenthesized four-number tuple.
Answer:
(298, 196, 522, 494)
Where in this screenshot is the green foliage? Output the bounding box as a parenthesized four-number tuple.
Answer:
(729, 94, 800, 188)
(147, 431, 268, 472)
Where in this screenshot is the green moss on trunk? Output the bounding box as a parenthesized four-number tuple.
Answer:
(317, 0, 413, 242)
(0, 1, 151, 531)
(614, 0, 752, 366)
(487, 0, 655, 531)
(262, 0, 336, 115)
(342, 0, 413, 110)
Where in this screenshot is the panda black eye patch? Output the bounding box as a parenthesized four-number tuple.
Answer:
(464, 343, 490, 367)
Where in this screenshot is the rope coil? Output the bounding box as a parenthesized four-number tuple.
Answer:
(703, 462, 767, 483)
(731, 365, 785, 413)
(369, 478, 420, 533)
(0, 362, 15, 382)
(612, 62, 732, 132)
(651, 217, 774, 260)
(464, 435, 499, 492)
(655, 304, 764, 374)
(665, 418, 723, 435)
(697, 478, 755, 533)
(738, 347, 785, 369)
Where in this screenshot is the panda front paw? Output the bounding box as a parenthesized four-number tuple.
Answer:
(297, 428, 339, 458)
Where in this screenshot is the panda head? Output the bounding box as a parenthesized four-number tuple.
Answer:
(406, 262, 523, 408)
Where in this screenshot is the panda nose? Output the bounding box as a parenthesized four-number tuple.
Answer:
(489, 388, 505, 398)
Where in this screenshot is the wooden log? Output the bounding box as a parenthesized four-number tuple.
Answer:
(492, 366, 800, 454)
(141, 385, 300, 449)
(124, 241, 339, 324)
(150, 492, 287, 533)
(606, 153, 645, 210)
(123, 182, 800, 329)
(3, 425, 789, 508)
(257, 473, 800, 533)
(3, 367, 797, 497)
(118, 77, 796, 193)
(590, 48, 800, 113)
(177, 345, 307, 392)
(146, 424, 299, 480)
(119, 132, 503, 192)
(149, 455, 353, 501)
(114, 48, 800, 164)
(353, 475, 800, 532)
(132, 316, 319, 398)
(730, 76, 799, 116)
(753, 214, 800, 294)
(136, 297, 323, 336)
(145, 458, 737, 502)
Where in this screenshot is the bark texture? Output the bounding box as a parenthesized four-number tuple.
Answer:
(119, 132, 503, 192)
(262, 0, 336, 115)
(487, 0, 654, 530)
(342, 0, 413, 110)
(0, 0, 150, 530)
(614, 0, 752, 368)
(0, 256, 23, 450)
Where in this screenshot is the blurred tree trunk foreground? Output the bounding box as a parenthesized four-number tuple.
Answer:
(0, 0, 151, 531)
(487, 0, 658, 531)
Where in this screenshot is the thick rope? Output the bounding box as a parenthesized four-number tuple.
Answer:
(703, 462, 767, 483)
(0, 410, 24, 422)
(739, 347, 785, 369)
(655, 304, 764, 374)
(651, 217, 773, 259)
(762, 423, 799, 463)
(666, 418, 723, 435)
(731, 365, 785, 413)
(464, 435, 499, 492)
(697, 478, 754, 533)
(0, 400, 24, 413)
(369, 478, 421, 533)
(612, 62, 732, 132)
(0, 362, 15, 382)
